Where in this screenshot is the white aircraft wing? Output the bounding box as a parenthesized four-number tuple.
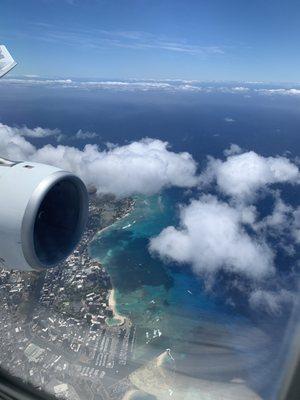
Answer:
(0, 45, 17, 78)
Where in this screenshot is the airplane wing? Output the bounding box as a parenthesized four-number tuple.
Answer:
(0, 45, 17, 78)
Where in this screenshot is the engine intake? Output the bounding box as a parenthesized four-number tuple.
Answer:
(0, 160, 88, 271)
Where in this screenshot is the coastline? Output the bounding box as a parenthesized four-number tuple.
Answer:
(121, 389, 140, 400)
(106, 288, 126, 326)
(96, 224, 112, 235)
(88, 196, 135, 327)
(94, 200, 135, 239)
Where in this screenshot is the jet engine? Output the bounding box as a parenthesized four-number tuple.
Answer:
(0, 158, 89, 271)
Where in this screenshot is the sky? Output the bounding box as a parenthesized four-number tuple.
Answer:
(1, 0, 300, 81)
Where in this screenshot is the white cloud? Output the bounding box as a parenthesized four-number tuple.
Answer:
(23, 74, 40, 78)
(0, 123, 61, 139)
(2, 77, 300, 98)
(0, 78, 178, 92)
(249, 289, 295, 315)
(231, 86, 250, 92)
(150, 147, 299, 303)
(0, 78, 73, 87)
(201, 150, 299, 201)
(74, 129, 98, 140)
(0, 123, 36, 161)
(255, 88, 300, 96)
(223, 144, 242, 156)
(250, 194, 300, 256)
(149, 195, 275, 280)
(0, 123, 198, 197)
(255, 195, 293, 233)
(292, 206, 300, 244)
(224, 117, 235, 123)
(3, 121, 298, 310)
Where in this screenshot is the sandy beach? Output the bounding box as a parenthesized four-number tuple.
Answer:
(121, 389, 141, 400)
(95, 223, 113, 237)
(106, 288, 126, 326)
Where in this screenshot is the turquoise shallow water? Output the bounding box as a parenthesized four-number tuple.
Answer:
(89, 192, 276, 396)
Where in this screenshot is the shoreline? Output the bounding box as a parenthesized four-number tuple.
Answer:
(93, 204, 135, 239)
(121, 389, 140, 400)
(106, 288, 126, 326)
(88, 197, 135, 327)
(94, 224, 113, 236)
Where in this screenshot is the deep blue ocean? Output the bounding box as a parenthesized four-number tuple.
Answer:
(89, 190, 286, 398)
(0, 82, 299, 399)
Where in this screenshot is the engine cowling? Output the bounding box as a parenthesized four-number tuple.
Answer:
(0, 158, 88, 271)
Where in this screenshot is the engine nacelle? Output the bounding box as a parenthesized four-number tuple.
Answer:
(0, 158, 88, 271)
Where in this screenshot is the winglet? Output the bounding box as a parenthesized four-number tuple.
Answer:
(0, 45, 17, 78)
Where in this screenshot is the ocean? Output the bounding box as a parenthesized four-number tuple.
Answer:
(89, 191, 282, 398)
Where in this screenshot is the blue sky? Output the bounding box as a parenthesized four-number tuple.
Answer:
(1, 0, 300, 81)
